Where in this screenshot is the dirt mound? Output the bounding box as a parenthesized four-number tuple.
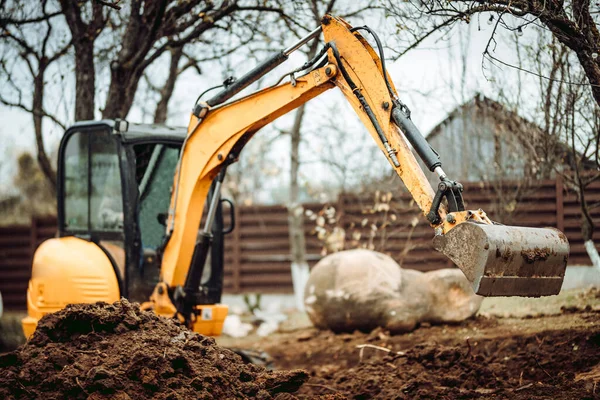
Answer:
(301, 328, 600, 399)
(229, 309, 600, 399)
(0, 299, 308, 400)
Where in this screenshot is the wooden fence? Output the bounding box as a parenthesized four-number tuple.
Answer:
(1, 176, 599, 310)
(336, 176, 600, 269)
(0, 217, 56, 310)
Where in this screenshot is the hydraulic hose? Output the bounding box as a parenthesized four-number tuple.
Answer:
(349, 26, 395, 98)
(350, 25, 443, 172)
(329, 42, 400, 167)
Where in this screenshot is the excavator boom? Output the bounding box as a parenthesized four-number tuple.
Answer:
(23, 15, 569, 340)
(160, 14, 567, 319)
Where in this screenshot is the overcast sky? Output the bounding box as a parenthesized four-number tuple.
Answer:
(0, 10, 532, 200)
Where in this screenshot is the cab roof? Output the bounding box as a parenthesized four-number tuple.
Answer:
(69, 119, 187, 144)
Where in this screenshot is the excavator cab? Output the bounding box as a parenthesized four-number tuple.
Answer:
(58, 120, 231, 302)
(22, 120, 230, 337)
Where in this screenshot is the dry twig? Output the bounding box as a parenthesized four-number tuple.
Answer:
(514, 383, 534, 392)
(304, 383, 342, 393)
(356, 344, 406, 362)
(75, 377, 89, 395)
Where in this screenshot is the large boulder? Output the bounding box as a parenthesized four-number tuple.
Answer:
(304, 249, 405, 333)
(304, 249, 482, 334)
(424, 268, 484, 323)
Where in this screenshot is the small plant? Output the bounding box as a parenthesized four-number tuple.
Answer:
(306, 205, 344, 256)
(309, 191, 421, 260)
(243, 293, 262, 314)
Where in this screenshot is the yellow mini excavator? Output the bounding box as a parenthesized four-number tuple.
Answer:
(22, 15, 569, 337)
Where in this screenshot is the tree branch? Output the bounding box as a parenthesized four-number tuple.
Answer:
(0, 95, 66, 130)
(95, 0, 122, 10)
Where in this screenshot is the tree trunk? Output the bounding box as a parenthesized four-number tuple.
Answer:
(58, 0, 100, 121)
(102, 66, 144, 119)
(73, 43, 96, 121)
(154, 46, 184, 124)
(585, 240, 600, 271)
(287, 36, 321, 311)
(32, 61, 56, 190)
(288, 104, 309, 311)
(574, 53, 600, 109)
(539, 6, 600, 108)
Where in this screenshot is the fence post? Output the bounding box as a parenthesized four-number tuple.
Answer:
(30, 216, 38, 264)
(555, 174, 564, 231)
(232, 205, 241, 293)
(336, 193, 346, 233)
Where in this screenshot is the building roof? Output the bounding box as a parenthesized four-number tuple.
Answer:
(424, 94, 592, 172)
(426, 94, 544, 142)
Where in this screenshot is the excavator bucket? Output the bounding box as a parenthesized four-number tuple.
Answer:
(433, 222, 569, 297)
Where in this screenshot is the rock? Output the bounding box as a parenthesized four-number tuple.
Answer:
(424, 268, 483, 323)
(382, 269, 432, 333)
(304, 249, 403, 333)
(222, 314, 253, 338)
(304, 250, 482, 334)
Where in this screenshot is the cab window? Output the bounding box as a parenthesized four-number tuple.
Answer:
(134, 144, 180, 249)
(63, 132, 89, 231)
(62, 128, 123, 233)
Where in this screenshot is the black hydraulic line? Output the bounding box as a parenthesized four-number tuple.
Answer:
(329, 42, 400, 166)
(300, 43, 331, 72)
(391, 107, 441, 172)
(205, 51, 288, 108)
(194, 84, 224, 109)
(278, 44, 331, 85)
(329, 43, 388, 148)
(311, 55, 329, 70)
(348, 25, 444, 173)
(349, 26, 395, 97)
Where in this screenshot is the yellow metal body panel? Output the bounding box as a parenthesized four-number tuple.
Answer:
(189, 304, 229, 336)
(22, 236, 120, 338)
(161, 66, 336, 287)
(159, 16, 455, 290)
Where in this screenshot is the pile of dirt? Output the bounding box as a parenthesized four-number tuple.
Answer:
(230, 310, 600, 399)
(299, 327, 600, 399)
(3, 294, 600, 399)
(0, 299, 311, 400)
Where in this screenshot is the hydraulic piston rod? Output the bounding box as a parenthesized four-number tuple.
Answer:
(203, 27, 322, 109)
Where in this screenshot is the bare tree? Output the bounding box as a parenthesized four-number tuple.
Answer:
(301, 101, 388, 196)
(0, 0, 70, 188)
(385, 1, 600, 108)
(141, 45, 202, 124)
(540, 46, 600, 268)
(284, 0, 380, 310)
(496, 26, 600, 267)
(58, 0, 303, 120)
(0, 0, 319, 191)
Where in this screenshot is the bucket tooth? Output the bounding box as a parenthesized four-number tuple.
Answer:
(433, 222, 569, 297)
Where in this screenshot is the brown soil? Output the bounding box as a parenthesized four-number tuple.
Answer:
(0, 300, 311, 400)
(2, 297, 600, 399)
(223, 306, 600, 399)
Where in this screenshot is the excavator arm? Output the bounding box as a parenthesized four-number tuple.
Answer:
(149, 15, 569, 331)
